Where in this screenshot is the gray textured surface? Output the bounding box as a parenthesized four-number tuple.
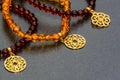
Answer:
(0, 0, 120, 80)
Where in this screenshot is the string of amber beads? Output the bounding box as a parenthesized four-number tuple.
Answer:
(2, 0, 70, 43)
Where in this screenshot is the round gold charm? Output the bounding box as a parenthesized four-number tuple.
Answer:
(64, 34, 86, 50)
(4, 56, 26, 73)
(91, 12, 111, 27)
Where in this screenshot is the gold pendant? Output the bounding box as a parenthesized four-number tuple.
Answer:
(4, 56, 26, 73)
(86, 7, 111, 28)
(4, 48, 26, 73)
(63, 34, 86, 50)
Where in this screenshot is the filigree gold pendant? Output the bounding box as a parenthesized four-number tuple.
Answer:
(86, 7, 111, 28)
(4, 56, 26, 73)
(4, 48, 26, 73)
(63, 34, 86, 50)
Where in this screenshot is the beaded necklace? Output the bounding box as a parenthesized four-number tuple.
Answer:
(0, 3, 38, 73)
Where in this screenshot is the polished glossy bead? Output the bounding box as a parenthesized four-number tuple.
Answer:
(19, 7, 24, 15)
(83, 9, 89, 14)
(45, 6, 51, 13)
(11, 46, 17, 53)
(71, 10, 78, 17)
(34, 1, 39, 8)
(52, 8, 58, 15)
(65, 10, 71, 16)
(58, 10, 65, 17)
(25, 10, 30, 15)
(2, 49, 9, 58)
(39, 3, 46, 10)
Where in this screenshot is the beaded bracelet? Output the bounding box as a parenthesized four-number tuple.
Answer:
(3, 0, 79, 49)
(25, 0, 87, 50)
(25, 0, 111, 50)
(0, 4, 38, 73)
(26, 0, 111, 28)
(2, 0, 87, 50)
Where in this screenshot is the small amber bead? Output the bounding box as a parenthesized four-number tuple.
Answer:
(25, 34, 32, 40)
(18, 31, 25, 38)
(32, 34, 39, 40)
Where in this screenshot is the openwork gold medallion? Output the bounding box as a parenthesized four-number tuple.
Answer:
(4, 56, 26, 73)
(91, 12, 111, 27)
(64, 34, 86, 50)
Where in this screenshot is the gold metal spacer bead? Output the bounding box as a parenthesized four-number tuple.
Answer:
(86, 7, 95, 14)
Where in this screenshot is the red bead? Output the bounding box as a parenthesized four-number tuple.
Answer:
(11, 46, 17, 53)
(29, 0, 35, 5)
(39, 3, 46, 10)
(58, 10, 65, 17)
(65, 10, 71, 17)
(83, 9, 89, 14)
(34, 0, 39, 8)
(2, 49, 9, 58)
(52, 8, 58, 15)
(25, 10, 30, 15)
(19, 7, 24, 16)
(71, 10, 78, 17)
(31, 17, 37, 22)
(45, 6, 51, 13)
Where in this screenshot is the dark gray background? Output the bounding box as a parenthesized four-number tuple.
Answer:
(0, 0, 120, 80)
